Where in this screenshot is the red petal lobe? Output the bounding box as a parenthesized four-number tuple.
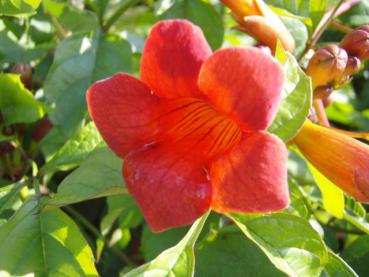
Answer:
(123, 144, 212, 232)
(141, 19, 212, 99)
(87, 73, 160, 157)
(210, 131, 289, 213)
(199, 47, 284, 131)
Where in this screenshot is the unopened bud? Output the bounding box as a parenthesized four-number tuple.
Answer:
(293, 121, 369, 202)
(340, 25, 369, 61)
(343, 56, 361, 76)
(223, 0, 295, 53)
(10, 64, 33, 89)
(306, 44, 348, 89)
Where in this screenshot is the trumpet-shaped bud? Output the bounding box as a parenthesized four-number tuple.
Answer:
(340, 25, 369, 61)
(343, 56, 361, 76)
(306, 44, 348, 89)
(222, 0, 295, 53)
(293, 121, 369, 202)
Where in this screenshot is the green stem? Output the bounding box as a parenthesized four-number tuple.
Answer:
(313, 99, 330, 127)
(33, 178, 41, 197)
(298, 0, 345, 62)
(63, 206, 135, 265)
(102, 0, 141, 32)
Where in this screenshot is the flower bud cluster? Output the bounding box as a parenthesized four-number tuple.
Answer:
(306, 25, 368, 102)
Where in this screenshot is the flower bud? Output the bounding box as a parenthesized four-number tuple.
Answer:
(10, 64, 33, 89)
(222, 0, 295, 53)
(340, 25, 369, 61)
(293, 121, 369, 202)
(306, 44, 348, 89)
(343, 56, 361, 76)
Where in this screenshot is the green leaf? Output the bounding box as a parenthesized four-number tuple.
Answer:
(161, 0, 224, 50)
(0, 73, 45, 125)
(320, 251, 358, 277)
(40, 122, 103, 174)
(125, 212, 209, 277)
(0, 31, 53, 63)
(0, 180, 27, 212)
(58, 5, 99, 33)
(269, 43, 312, 141)
(196, 231, 284, 277)
(309, 0, 328, 30)
(230, 213, 329, 277)
(101, 195, 143, 235)
(47, 147, 126, 208)
(339, 0, 369, 27)
(44, 31, 132, 136)
(341, 235, 369, 276)
(0, 199, 98, 276)
(0, 0, 41, 16)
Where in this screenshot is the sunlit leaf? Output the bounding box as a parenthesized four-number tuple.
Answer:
(320, 251, 358, 277)
(0, 0, 41, 16)
(230, 213, 329, 276)
(269, 43, 312, 141)
(0, 199, 98, 276)
(0, 73, 44, 125)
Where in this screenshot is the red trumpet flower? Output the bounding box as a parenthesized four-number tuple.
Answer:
(87, 20, 289, 232)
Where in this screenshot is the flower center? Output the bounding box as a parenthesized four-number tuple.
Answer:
(156, 98, 242, 162)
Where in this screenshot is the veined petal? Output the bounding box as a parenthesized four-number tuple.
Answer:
(293, 121, 369, 202)
(123, 144, 212, 232)
(210, 131, 289, 213)
(87, 73, 160, 157)
(140, 19, 212, 99)
(199, 47, 284, 131)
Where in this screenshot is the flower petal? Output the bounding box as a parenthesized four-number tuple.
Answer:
(140, 19, 212, 99)
(209, 131, 289, 213)
(199, 47, 284, 131)
(123, 144, 212, 232)
(87, 73, 160, 157)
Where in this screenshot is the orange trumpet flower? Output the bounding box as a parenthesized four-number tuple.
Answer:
(87, 20, 289, 232)
(293, 121, 369, 202)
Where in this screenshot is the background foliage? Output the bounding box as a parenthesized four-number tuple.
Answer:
(0, 0, 369, 276)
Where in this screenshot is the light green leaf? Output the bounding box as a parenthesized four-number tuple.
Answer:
(230, 213, 329, 277)
(47, 147, 126, 208)
(40, 122, 103, 174)
(161, 0, 224, 50)
(125, 212, 209, 277)
(0, 0, 41, 16)
(0, 180, 27, 212)
(44, 31, 132, 136)
(0, 73, 44, 125)
(320, 251, 358, 277)
(309, 0, 328, 30)
(269, 43, 312, 141)
(0, 199, 98, 276)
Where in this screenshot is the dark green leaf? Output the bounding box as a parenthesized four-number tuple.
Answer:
(44, 31, 132, 135)
(0, 73, 45, 125)
(47, 147, 126, 208)
(161, 0, 224, 50)
(341, 235, 369, 276)
(0, 199, 98, 276)
(196, 232, 284, 277)
(230, 213, 329, 276)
